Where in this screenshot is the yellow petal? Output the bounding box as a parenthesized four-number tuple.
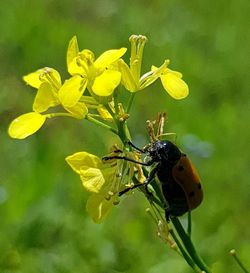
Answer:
(33, 82, 59, 113)
(8, 112, 46, 139)
(65, 152, 101, 174)
(67, 36, 79, 73)
(151, 65, 157, 71)
(94, 48, 127, 68)
(161, 73, 189, 99)
(118, 59, 137, 92)
(92, 70, 121, 96)
(139, 61, 168, 90)
(68, 57, 86, 76)
(65, 102, 88, 119)
(86, 194, 115, 223)
(166, 68, 183, 78)
(80, 167, 105, 193)
(23, 69, 44, 88)
(58, 76, 87, 107)
(23, 68, 61, 88)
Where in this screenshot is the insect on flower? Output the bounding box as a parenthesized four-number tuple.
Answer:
(103, 113, 203, 221)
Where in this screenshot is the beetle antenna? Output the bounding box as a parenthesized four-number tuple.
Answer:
(127, 141, 145, 153)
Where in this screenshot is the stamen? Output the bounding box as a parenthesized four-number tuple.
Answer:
(76, 57, 89, 75)
(41, 68, 61, 93)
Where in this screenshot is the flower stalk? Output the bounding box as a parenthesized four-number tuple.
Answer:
(86, 114, 118, 135)
(8, 34, 210, 272)
(171, 217, 211, 273)
(126, 93, 136, 113)
(169, 229, 200, 273)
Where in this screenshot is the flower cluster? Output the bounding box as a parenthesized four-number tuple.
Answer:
(8, 34, 218, 273)
(8, 35, 188, 222)
(8, 35, 188, 140)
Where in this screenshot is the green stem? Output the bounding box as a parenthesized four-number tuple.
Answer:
(117, 112, 210, 273)
(113, 86, 120, 114)
(188, 211, 192, 237)
(46, 112, 73, 118)
(169, 229, 200, 273)
(104, 102, 131, 145)
(126, 93, 136, 113)
(105, 103, 120, 130)
(122, 121, 132, 141)
(86, 115, 118, 135)
(116, 121, 129, 145)
(105, 103, 115, 118)
(230, 249, 249, 273)
(171, 217, 211, 273)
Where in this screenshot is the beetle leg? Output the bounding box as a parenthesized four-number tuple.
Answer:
(165, 209, 171, 222)
(102, 155, 154, 166)
(143, 165, 159, 193)
(119, 164, 159, 196)
(158, 132, 177, 142)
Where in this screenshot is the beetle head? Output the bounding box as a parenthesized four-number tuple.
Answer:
(145, 140, 181, 164)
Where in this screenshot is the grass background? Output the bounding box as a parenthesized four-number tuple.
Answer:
(0, 0, 250, 272)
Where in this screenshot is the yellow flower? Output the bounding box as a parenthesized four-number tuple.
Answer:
(65, 149, 135, 223)
(118, 35, 168, 92)
(65, 151, 119, 223)
(9, 68, 88, 139)
(66, 36, 127, 100)
(152, 66, 189, 99)
(23, 67, 88, 116)
(119, 35, 189, 100)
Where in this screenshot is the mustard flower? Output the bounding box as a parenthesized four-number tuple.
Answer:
(64, 36, 126, 103)
(66, 151, 121, 223)
(8, 67, 88, 139)
(65, 149, 139, 223)
(118, 35, 166, 92)
(118, 35, 189, 99)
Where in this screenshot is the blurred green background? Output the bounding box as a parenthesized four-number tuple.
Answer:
(1, 0, 250, 272)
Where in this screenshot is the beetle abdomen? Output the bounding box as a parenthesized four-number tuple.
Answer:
(172, 155, 203, 210)
(161, 176, 189, 217)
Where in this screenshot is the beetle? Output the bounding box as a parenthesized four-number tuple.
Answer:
(103, 140, 203, 220)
